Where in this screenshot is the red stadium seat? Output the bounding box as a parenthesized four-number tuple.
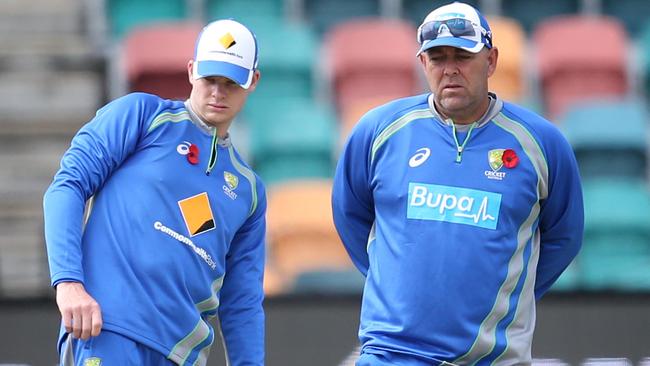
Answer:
(533, 15, 630, 120)
(322, 18, 421, 114)
(122, 21, 202, 100)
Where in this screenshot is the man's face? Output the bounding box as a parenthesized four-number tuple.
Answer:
(419, 46, 497, 124)
(187, 60, 259, 131)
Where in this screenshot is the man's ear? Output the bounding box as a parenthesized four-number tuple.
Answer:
(248, 70, 261, 92)
(487, 47, 498, 78)
(187, 60, 195, 84)
(418, 52, 428, 67)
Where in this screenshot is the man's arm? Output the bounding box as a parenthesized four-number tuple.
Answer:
(331, 116, 376, 276)
(43, 93, 151, 338)
(217, 183, 266, 366)
(535, 129, 584, 299)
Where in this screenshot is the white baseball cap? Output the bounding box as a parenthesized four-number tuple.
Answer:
(416, 2, 492, 55)
(193, 19, 259, 89)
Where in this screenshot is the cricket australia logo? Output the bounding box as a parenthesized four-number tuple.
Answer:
(223, 171, 238, 200)
(84, 358, 102, 366)
(485, 149, 507, 180)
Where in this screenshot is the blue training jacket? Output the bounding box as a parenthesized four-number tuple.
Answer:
(44, 93, 266, 366)
(332, 93, 583, 365)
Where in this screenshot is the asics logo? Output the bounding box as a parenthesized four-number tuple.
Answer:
(409, 148, 431, 167)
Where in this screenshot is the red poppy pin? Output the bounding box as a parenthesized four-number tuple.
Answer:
(187, 144, 199, 165)
(502, 148, 519, 169)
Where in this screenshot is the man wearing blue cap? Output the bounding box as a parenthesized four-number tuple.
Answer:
(44, 19, 266, 365)
(332, 2, 584, 365)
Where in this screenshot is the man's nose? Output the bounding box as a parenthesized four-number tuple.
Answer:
(211, 82, 227, 97)
(443, 60, 460, 75)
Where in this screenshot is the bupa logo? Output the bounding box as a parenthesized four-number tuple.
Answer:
(407, 182, 501, 230)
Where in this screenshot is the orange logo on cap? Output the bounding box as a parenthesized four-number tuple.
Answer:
(219, 33, 236, 49)
(178, 192, 216, 236)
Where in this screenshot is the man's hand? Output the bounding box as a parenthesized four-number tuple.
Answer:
(55, 282, 103, 340)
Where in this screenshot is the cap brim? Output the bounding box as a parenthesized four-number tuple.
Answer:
(417, 37, 485, 55)
(195, 60, 253, 89)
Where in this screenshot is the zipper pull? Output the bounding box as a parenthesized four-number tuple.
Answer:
(456, 146, 463, 163)
(205, 130, 218, 176)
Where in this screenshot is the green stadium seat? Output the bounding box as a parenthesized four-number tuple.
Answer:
(579, 179, 650, 291)
(205, 0, 284, 28)
(245, 98, 337, 184)
(303, 0, 380, 36)
(501, 0, 579, 34)
(559, 99, 648, 180)
(602, 0, 650, 37)
(402, 0, 479, 27)
(107, 0, 187, 39)
(247, 20, 318, 101)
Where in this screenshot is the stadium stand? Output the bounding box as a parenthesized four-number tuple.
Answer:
(486, 15, 527, 102)
(246, 98, 337, 184)
(322, 18, 420, 115)
(302, 0, 381, 36)
(206, 0, 284, 26)
(321, 17, 422, 145)
(0, 0, 103, 298)
(501, 0, 580, 33)
(601, 0, 650, 37)
(533, 15, 630, 119)
(122, 21, 201, 100)
(105, 0, 188, 39)
(264, 180, 355, 294)
(245, 20, 319, 102)
(559, 99, 649, 180)
(579, 179, 650, 290)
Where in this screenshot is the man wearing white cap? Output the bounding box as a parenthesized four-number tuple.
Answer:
(332, 2, 584, 365)
(44, 19, 266, 365)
